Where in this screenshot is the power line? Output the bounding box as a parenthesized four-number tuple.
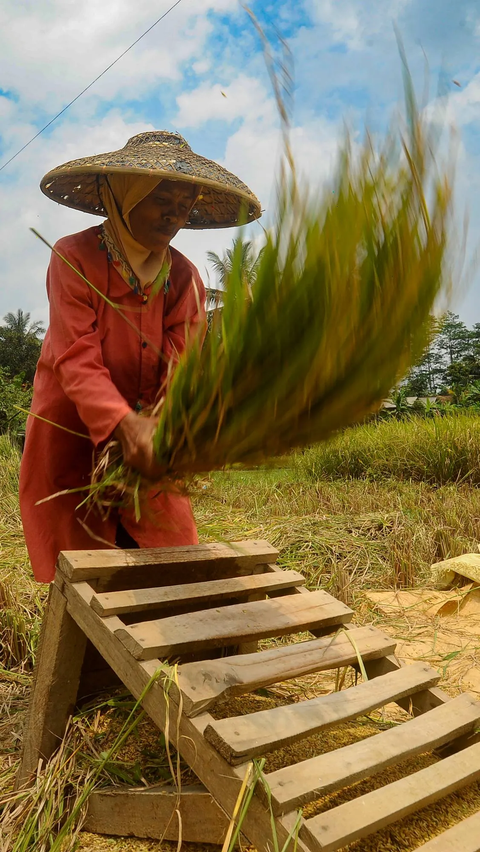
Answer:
(0, 0, 185, 173)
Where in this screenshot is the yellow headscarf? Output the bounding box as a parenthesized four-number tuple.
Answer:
(100, 174, 166, 292)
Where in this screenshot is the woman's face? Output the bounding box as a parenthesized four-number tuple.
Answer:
(129, 179, 198, 251)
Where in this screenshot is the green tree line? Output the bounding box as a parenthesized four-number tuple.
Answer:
(403, 312, 480, 398)
(0, 309, 44, 437)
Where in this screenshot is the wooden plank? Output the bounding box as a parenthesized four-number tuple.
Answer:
(114, 590, 353, 661)
(300, 742, 480, 852)
(90, 570, 306, 616)
(62, 579, 309, 852)
(57, 540, 279, 582)
(177, 625, 396, 716)
(413, 809, 480, 851)
(353, 646, 451, 717)
(236, 563, 305, 655)
(265, 693, 480, 814)
(356, 645, 480, 759)
(204, 661, 441, 764)
(84, 784, 229, 844)
(16, 582, 88, 789)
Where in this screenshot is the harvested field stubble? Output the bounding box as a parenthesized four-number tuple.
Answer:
(0, 685, 190, 852)
(3, 436, 480, 849)
(194, 466, 480, 594)
(0, 437, 45, 672)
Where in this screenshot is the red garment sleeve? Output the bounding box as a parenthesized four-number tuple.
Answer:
(162, 267, 206, 367)
(47, 242, 133, 446)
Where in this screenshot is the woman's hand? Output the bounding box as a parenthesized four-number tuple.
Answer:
(114, 412, 164, 480)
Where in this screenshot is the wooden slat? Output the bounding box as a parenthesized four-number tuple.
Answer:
(353, 645, 451, 717)
(62, 579, 310, 852)
(347, 643, 480, 758)
(413, 809, 480, 851)
(300, 742, 480, 852)
(177, 625, 396, 716)
(204, 662, 440, 764)
(264, 574, 451, 722)
(57, 540, 279, 582)
(113, 590, 353, 661)
(85, 785, 229, 844)
(90, 569, 306, 616)
(265, 693, 480, 814)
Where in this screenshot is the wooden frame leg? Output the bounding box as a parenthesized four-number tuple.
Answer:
(16, 582, 88, 788)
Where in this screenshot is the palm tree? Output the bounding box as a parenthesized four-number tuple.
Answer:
(207, 239, 264, 290)
(0, 309, 45, 382)
(3, 309, 45, 339)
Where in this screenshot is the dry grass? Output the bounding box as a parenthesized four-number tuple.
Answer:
(0, 681, 190, 852)
(3, 435, 480, 849)
(0, 438, 45, 672)
(194, 466, 480, 596)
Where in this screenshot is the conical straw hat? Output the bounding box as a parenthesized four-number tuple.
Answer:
(40, 130, 262, 230)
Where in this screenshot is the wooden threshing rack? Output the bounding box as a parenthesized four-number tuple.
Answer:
(17, 540, 480, 850)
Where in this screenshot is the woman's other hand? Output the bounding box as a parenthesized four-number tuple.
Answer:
(114, 412, 163, 480)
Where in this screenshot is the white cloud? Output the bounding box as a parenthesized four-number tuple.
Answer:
(0, 0, 240, 109)
(305, 0, 411, 50)
(446, 76, 480, 127)
(173, 54, 342, 278)
(221, 118, 340, 216)
(192, 58, 212, 75)
(2, 0, 480, 328)
(176, 74, 276, 127)
(0, 96, 15, 120)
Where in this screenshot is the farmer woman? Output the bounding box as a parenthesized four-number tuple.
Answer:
(20, 131, 260, 583)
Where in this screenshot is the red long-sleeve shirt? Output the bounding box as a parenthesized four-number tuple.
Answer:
(20, 225, 205, 582)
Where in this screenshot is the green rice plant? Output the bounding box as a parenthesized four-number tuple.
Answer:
(298, 412, 480, 486)
(222, 758, 302, 852)
(0, 432, 21, 502)
(0, 369, 33, 443)
(194, 464, 480, 590)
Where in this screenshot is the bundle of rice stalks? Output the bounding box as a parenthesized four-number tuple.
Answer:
(159, 169, 449, 465)
(83, 79, 457, 511)
(33, 57, 459, 519)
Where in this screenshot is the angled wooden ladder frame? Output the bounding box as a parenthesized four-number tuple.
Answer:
(17, 540, 480, 850)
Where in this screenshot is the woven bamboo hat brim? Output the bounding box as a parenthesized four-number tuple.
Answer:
(40, 130, 261, 230)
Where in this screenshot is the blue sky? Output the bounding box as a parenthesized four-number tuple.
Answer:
(1, 0, 480, 325)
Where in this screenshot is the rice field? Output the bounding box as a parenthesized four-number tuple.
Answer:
(298, 412, 480, 486)
(3, 421, 480, 850)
